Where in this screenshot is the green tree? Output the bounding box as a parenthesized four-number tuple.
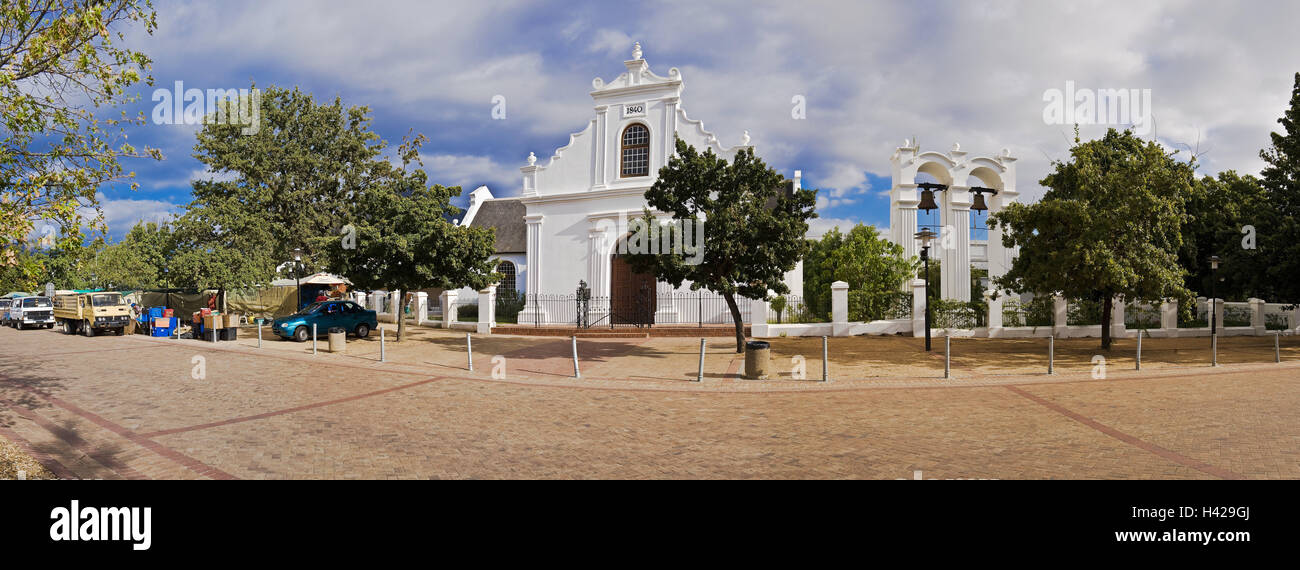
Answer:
(171, 86, 388, 293)
(314, 135, 498, 342)
(170, 180, 279, 294)
(1178, 171, 1268, 300)
(0, 248, 43, 292)
(989, 128, 1195, 349)
(803, 224, 915, 321)
(624, 139, 817, 352)
(87, 221, 174, 290)
(42, 228, 97, 290)
(177, 85, 387, 279)
(1259, 72, 1300, 302)
(1, 1, 160, 266)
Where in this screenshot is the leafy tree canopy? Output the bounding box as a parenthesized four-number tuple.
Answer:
(171, 85, 388, 291)
(803, 224, 915, 321)
(990, 128, 1195, 349)
(625, 138, 817, 352)
(313, 135, 498, 341)
(1, 0, 160, 267)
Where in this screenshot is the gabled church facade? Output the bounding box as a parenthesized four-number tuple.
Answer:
(460, 43, 803, 324)
(456, 43, 1019, 327)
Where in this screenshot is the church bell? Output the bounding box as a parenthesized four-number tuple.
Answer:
(918, 189, 939, 212)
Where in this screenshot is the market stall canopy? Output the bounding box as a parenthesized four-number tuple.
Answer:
(269, 272, 353, 287)
(1, 292, 31, 298)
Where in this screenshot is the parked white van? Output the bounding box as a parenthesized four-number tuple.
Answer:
(8, 296, 55, 330)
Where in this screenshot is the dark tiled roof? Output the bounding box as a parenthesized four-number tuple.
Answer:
(765, 179, 797, 209)
(470, 199, 526, 254)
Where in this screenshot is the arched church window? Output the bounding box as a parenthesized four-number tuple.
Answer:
(621, 124, 649, 177)
(496, 261, 517, 294)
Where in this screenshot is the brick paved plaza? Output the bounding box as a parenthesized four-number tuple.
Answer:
(1, 324, 1297, 479)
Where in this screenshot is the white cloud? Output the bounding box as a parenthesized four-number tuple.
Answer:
(122, 0, 1300, 212)
(423, 154, 517, 194)
(78, 193, 182, 239)
(588, 29, 634, 57)
(806, 216, 885, 240)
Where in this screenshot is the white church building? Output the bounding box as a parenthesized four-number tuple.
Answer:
(455, 43, 1018, 327)
(458, 43, 803, 325)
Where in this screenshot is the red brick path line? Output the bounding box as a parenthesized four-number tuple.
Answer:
(1004, 385, 1247, 480)
(0, 423, 78, 480)
(1, 399, 149, 480)
(8, 383, 236, 480)
(139, 376, 446, 438)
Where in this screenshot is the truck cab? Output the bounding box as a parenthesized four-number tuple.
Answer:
(9, 296, 55, 330)
(53, 292, 131, 336)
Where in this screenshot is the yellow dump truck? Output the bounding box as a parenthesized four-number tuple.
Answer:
(53, 292, 131, 336)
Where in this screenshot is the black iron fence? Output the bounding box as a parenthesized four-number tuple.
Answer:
(521, 290, 753, 328)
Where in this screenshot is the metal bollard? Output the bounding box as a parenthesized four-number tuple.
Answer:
(1276, 332, 1282, 364)
(697, 338, 706, 382)
(1048, 335, 1055, 375)
(822, 336, 830, 383)
(944, 335, 951, 379)
(466, 333, 473, 371)
(1136, 331, 1142, 371)
(312, 323, 317, 355)
(258, 322, 263, 348)
(571, 335, 581, 378)
(380, 328, 386, 362)
(1211, 333, 1218, 367)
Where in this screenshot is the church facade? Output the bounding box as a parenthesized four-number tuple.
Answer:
(460, 43, 802, 325)
(455, 43, 1018, 327)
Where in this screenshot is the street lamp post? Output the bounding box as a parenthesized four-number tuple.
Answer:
(1209, 255, 1220, 335)
(915, 181, 946, 353)
(915, 228, 937, 352)
(293, 248, 303, 311)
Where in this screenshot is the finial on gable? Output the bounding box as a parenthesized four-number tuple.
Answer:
(741, 130, 751, 146)
(527, 152, 537, 166)
(632, 42, 642, 61)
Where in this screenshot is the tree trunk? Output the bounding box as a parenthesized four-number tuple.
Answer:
(1101, 295, 1113, 350)
(396, 293, 407, 342)
(722, 292, 746, 353)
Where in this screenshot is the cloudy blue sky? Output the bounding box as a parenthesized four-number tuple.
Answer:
(91, 0, 1300, 239)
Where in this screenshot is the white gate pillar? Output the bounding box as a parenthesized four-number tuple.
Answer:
(986, 290, 1003, 338)
(1053, 295, 1068, 338)
(910, 279, 926, 338)
(1160, 299, 1179, 333)
(831, 281, 851, 337)
(415, 292, 429, 326)
(1111, 296, 1127, 339)
(1249, 298, 1266, 335)
(477, 285, 496, 334)
(441, 290, 458, 329)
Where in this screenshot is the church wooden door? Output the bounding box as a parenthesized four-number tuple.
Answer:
(609, 253, 656, 326)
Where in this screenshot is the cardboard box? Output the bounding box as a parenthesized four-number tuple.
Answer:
(154, 317, 171, 328)
(225, 314, 241, 328)
(203, 314, 219, 329)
